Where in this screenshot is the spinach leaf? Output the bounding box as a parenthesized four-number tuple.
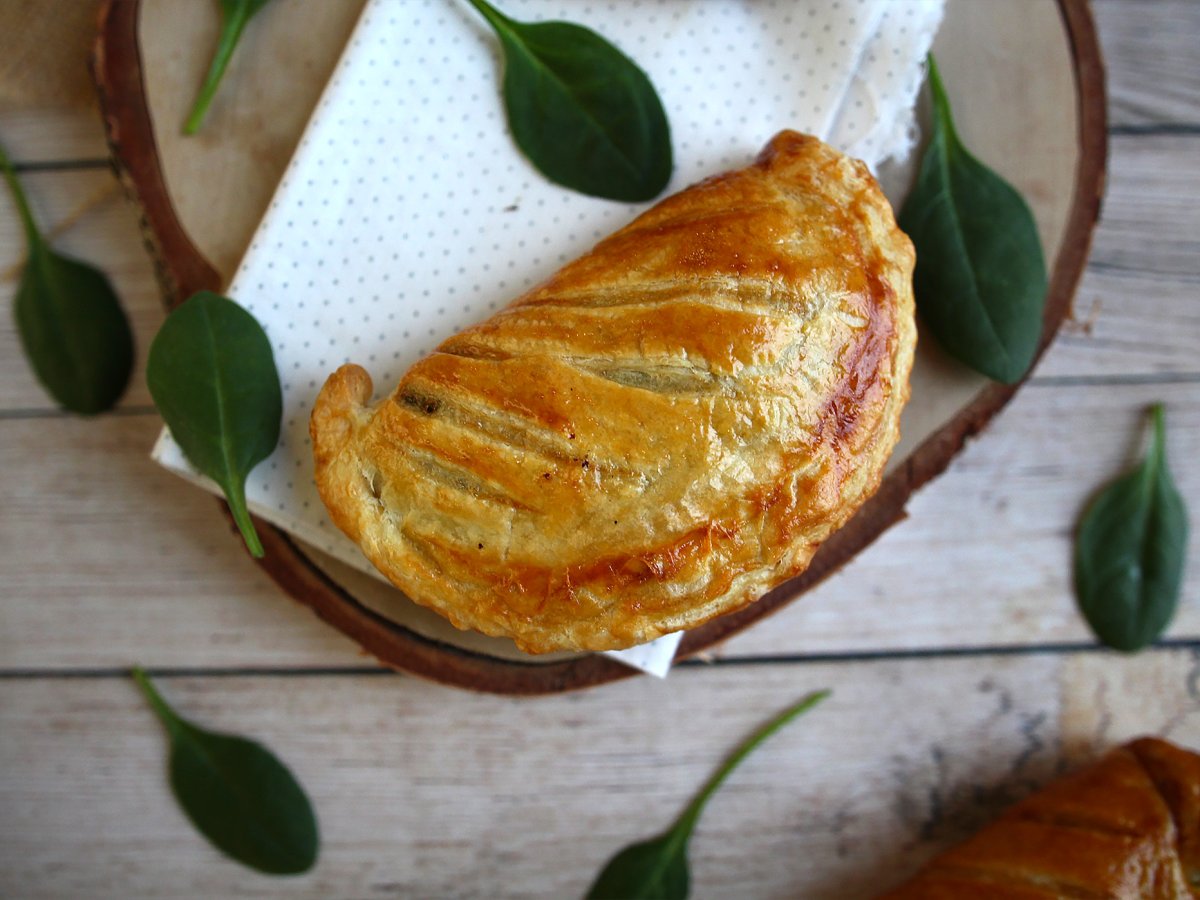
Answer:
(898, 55, 1047, 384)
(132, 667, 319, 874)
(146, 291, 282, 557)
(1075, 405, 1189, 652)
(586, 691, 830, 900)
(184, 0, 274, 135)
(465, 0, 672, 202)
(1, 141, 133, 414)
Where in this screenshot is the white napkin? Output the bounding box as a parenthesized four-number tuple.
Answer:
(154, 0, 943, 677)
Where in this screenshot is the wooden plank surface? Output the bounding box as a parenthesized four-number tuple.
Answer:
(1, 2, 1198, 898)
(3, 650, 1199, 899)
(0, 108, 108, 164)
(1037, 134, 1200, 378)
(2, 378, 1195, 669)
(2, 133, 1198, 413)
(1095, 0, 1200, 128)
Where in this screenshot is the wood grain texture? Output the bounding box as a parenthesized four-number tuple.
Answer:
(0, 0, 98, 110)
(1095, 0, 1200, 128)
(2, 651, 1200, 899)
(0, 412, 362, 671)
(1086, 137, 1200, 282)
(0, 107, 107, 163)
(1037, 135, 1200, 379)
(1, 1, 1198, 893)
(2, 379, 1195, 670)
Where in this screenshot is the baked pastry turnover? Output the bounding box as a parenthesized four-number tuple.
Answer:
(881, 737, 1200, 898)
(310, 131, 916, 653)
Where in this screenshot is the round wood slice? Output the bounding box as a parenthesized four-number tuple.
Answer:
(91, 0, 1107, 694)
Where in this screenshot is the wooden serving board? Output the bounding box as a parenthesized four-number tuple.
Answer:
(91, 0, 1106, 693)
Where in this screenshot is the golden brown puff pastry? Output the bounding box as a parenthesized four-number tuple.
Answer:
(310, 130, 916, 653)
(881, 738, 1200, 899)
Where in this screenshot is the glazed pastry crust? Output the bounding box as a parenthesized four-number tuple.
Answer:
(882, 738, 1200, 899)
(310, 131, 916, 653)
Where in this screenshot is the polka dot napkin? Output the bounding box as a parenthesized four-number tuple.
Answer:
(154, 0, 944, 677)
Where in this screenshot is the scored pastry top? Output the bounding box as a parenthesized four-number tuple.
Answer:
(310, 131, 916, 653)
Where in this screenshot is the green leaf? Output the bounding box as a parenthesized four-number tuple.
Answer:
(146, 291, 282, 557)
(466, 0, 672, 202)
(184, 0, 274, 135)
(587, 833, 690, 900)
(898, 55, 1048, 384)
(1, 142, 133, 415)
(132, 668, 318, 875)
(586, 691, 830, 900)
(1075, 405, 1190, 652)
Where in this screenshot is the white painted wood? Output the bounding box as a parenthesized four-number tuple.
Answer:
(1036, 134, 1200, 379)
(1095, 0, 1200, 127)
(1085, 139, 1200, 283)
(2, 652, 1199, 899)
(0, 412, 363, 671)
(1, 4, 1199, 897)
(2, 379, 1195, 669)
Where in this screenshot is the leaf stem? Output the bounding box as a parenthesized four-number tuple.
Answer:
(184, 11, 251, 135)
(676, 690, 830, 833)
(227, 483, 265, 558)
(0, 141, 43, 250)
(132, 666, 183, 733)
(924, 55, 958, 146)
(1149, 403, 1167, 469)
(464, 0, 512, 33)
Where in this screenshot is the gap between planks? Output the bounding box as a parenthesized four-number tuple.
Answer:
(1109, 124, 1200, 136)
(9, 157, 110, 173)
(3, 378, 1196, 667)
(4, 638, 1200, 680)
